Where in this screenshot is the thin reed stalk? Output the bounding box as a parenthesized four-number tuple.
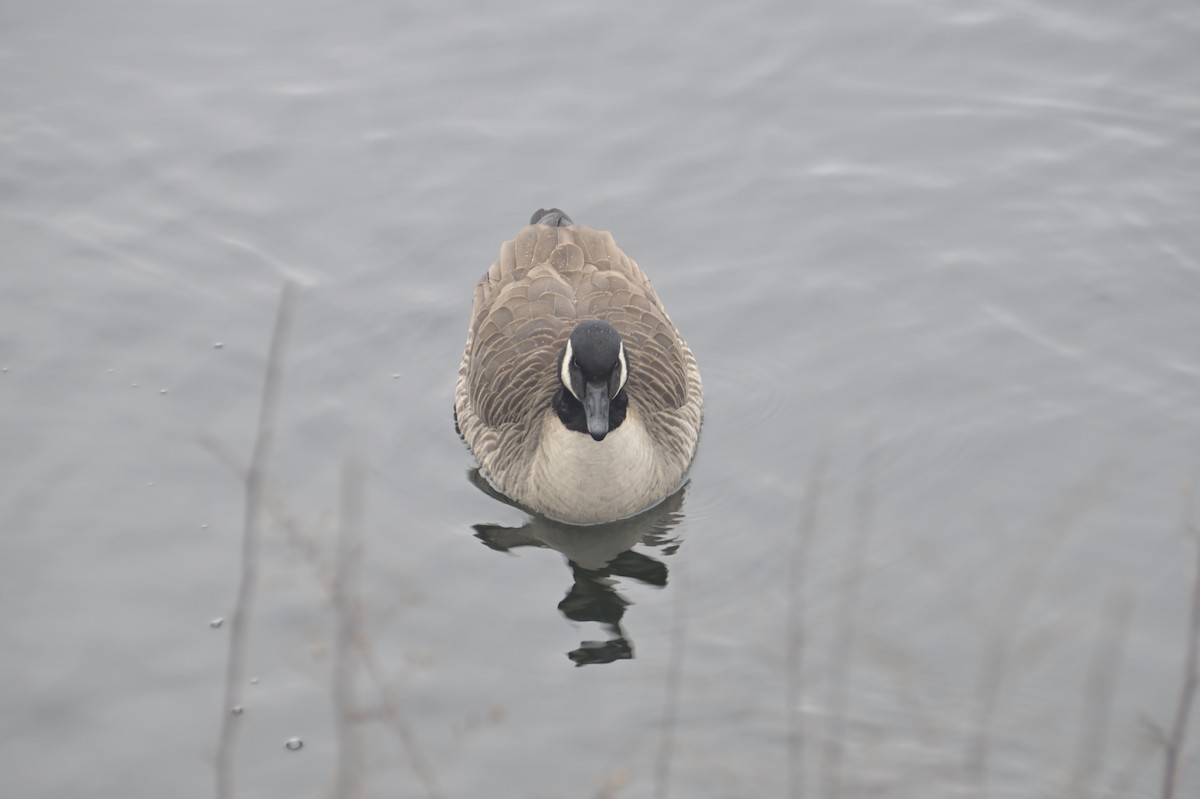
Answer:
(966, 465, 1113, 793)
(203, 440, 445, 799)
(787, 451, 827, 799)
(1066, 591, 1132, 799)
(332, 457, 366, 799)
(358, 642, 446, 799)
(821, 445, 877, 799)
(215, 282, 297, 799)
(1161, 491, 1200, 799)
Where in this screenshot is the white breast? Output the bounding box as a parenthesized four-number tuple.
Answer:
(525, 410, 665, 525)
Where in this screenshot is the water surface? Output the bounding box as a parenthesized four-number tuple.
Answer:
(2, 1, 1199, 797)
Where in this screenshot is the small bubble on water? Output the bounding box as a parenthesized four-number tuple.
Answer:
(159, 388, 168, 395)
(210, 617, 224, 628)
(392, 373, 400, 379)
(285, 738, 303, 751)
(200, 523, 209, 530)
(147, 481, 155, 487)
(107, 369, 115, 374)
(250, 677, 259, 685)
(132, 382, 139, 388)
(231, 706, 244, 715)
(1, 367, 9, 373)
(213, 342, 224, 349)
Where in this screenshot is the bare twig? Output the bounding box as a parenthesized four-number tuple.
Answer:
(1099, 717, 1161, 799)
(332, 458, 366, 799)
(203, 442, 445, 799)
(787, 450, 828, 799)
(1066, 591, 1132, 799)
(966, 464, 1114, 792)
(215, 282, 297, 799)
(358, 643, 445, 799)
(1162, 490, 1200, 799)
(654, 553, 689, 799)
(822, 444, 878, 799)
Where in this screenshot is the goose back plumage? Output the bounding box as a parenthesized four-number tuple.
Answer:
(455, 212, 702, 524)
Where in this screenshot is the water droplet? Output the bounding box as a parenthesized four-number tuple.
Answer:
(147, 481, 155, 487)
(213, 342, 224, 349)
(200, 523, 209, 530)
(159, 388, 168, 395)
(231, 706, 244, 715)
(210, 618, 224, 628)
(107, 369, 115, 374)
(392, 373, 400, 379)
(249, 677, 259, 685)
(132, 382, 139, 388)
(1, 367, 9, 373)
(285, 738, 303, 751)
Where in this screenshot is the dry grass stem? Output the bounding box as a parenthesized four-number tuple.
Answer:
(214, 282, 297, 799)
(204, 298, 441, 797)
(1100, 726, 1160, 799)
(787, 450, 827, 799)
(332, 458, 366, 799)
(1161, 491, 1200, 799)
(966, 465, 1114, 792)
(821, 444, 878, 799)
(205, 452, 445, 799)
(1066, 591, 1132, 799)
(266, 483, 442, 798)
(358, 643, 445, 799)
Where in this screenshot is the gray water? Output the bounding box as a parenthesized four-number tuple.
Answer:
(2, 1, 1199, 797)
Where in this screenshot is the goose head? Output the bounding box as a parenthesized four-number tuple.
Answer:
(555, 319, 629, 441)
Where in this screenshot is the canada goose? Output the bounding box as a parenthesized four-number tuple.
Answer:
(455, 208, 703, 525)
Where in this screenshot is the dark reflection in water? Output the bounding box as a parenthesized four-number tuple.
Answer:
(467, 469, 685, 666)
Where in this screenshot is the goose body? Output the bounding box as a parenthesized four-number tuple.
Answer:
(455, 209, 702, 525)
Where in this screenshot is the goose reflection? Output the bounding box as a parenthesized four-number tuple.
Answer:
(467, 469, 686, 666)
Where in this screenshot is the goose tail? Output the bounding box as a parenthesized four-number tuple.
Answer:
(530, 208, 574, 227)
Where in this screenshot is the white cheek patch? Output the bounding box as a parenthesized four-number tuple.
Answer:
(616, 343, 628, 393)
(561, 339, 579, 399)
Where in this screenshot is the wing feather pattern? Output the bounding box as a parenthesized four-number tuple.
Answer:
(455, 219, 701, 508)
